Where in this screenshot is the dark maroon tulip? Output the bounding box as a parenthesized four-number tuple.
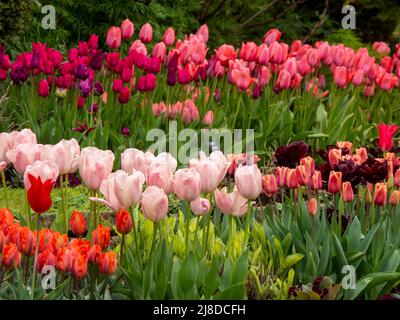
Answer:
(359, 158, 388, 184)
(275, 141, 309, 168)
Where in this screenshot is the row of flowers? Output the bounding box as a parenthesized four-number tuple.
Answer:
(1, 21, 400, 130)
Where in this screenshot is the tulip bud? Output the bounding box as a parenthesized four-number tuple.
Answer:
(394, 169, 400, 187)
(98, 251, 118, 275)
(341, 181, 354, 202)
(190, 198, 211, 216)
(328, 171, 342, 194)
(116, 209, 133, 235)
(286, 168, 298, 189)
(92, 224, 111, 250)
(38, 79, 50, 97)
(310, 171, 322, 191)
(374, 183, 387, 206)
(141, 186, 169, 222)
(308, 198, 318, 216)
(121, 19, 134, 40)
(389, 190, 400, 206)
(262, 174, 278, 196)
(69, 211, 87, 236)
(364, 187, 372, 204)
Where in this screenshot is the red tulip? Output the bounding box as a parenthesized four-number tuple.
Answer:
(69, 211, 87, 236)
(116, 209, 133, 235)
(1, 243, 21, 269)
(328, 171, 342, 194)
(92, 224, 110, 250)
(376, 123, 398, 152)
(38, 79, 50, 97)
(118, 86, 131, 104)
(26, 174, 55, 214)
(98, 251, 118, 275)
(342, 182, 354, 202)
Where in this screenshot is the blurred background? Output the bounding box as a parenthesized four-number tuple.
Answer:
(1, 0, 400, 54)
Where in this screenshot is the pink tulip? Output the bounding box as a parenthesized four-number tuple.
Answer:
(214, 186, 248, 216)
(189, 157, 222, 193)
(257, 44, 270, 65)
(333, 66, 348, 88)
(196, 24, 209, 43)
(121, 19, 134, 40)
(79, 147, 115, 190)
(0, 133, 12, 163)
(23, 160, 59, 190)
(231, 66, 252, 91)
(209, 151, 229, 182)
(172, 167, 201, 202)
(106, 26, 122, 49)
(190, 198, 211, 216)
(129, 40, 148, 56)
(262, 29, 281, 45)
(162, 27, 175, 46)
(276, 69, 291, 90)
(139, 23, 153, 43)
(146, 164, 174, 194)
(141, 186, 168, 222)
(91, 170, 145, 212)
(151, 152, 177, 173)
(215, 44, 237, 66)
(47, 138, 80, 175)
(240, 42, 258, 62)
(0, 161, 6, 172)
(202, 110, 214, 126)
(8, 129, 37, 149)
(38, 79, 50, 97)
(121, 148, 150, 177)
(234, 164, 262, 199)
(153, 42, 167, 63)
(372, 41, 390, 55)
(6, 143, 42, 174)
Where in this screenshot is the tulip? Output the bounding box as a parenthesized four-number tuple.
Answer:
(79, 147, 115, 191)
(92, 224, 111, 250)
(47, 138, 80, 175)
(190, 198, 211, 216)
(295, 165, 308, 186)
(106, 26, 122, 49)
(162, 27, 175, 46)
(189, 157, 223, 193)
(0, 208, 13, 232)
(26, 170, 57, 215)
(328, 148, 342, 168)
(328, 171, 342, 194)
(87, 244, 102, 264)
(333, 66, 348, 88)
(308, 198, 318, 216)
(300, 156, 315, 178)
(116, 209, 133, 235)
(121, 148, 150, 177)
(121, 19, 134, 40)
(240, 42, 258, 62)
(71, 252, 88, 280)
(92, 170, 145, 212)
(147, 164, 174, 193)
(16, 226, 35, 256)
(139, 23, 153, 43)
(69, 211, 87, 236)
(214, 186, 247, 216)
(394, 169, 400, 187)
(374, 183, 387, 206)
(37, 249, 56, 272)
(262, 174, 278, 196)
(262, 29, 281, 45)
(98, 251, 118, 275)
(88, 34, 98, 49)
(234, 165, 262, 199)
(286, 169, 299, 189)
(118, 86, 131, 104)
(153, 42, 167, 62)
(38, 79, 50, 97)
(215, 44, 237, 66)
(376, 123, 398, 152)
(173, 168, 202, 202)
(6, 143, 42, 175)
(196, 24, 209, 43)
(342, 181, 354, 202)
(141, 186, 169, 222)
(1, 243, 21, 269)
(389, 190, 400, 206)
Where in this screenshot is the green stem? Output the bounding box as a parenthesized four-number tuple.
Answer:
(228, 215, 234, 256)
(244, 200, 252, 249)
(120, 234, 125, 265)
(31, 214, 40, 300)
(25, 191, 32, 229)
(148, 221, 158, 262)
(185, 202, 191, 255)
(232, 91, 243, 129)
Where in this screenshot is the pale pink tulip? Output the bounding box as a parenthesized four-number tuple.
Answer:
(79, 147, 115, 190)
(234, 164, 262, 199)
(190, 198, 211, 216)
(189, 157, 222, 193)
(47, 139, 80, 174)
(91, 170, 145, 211)
(146, 164, 174, 193)
(6, 143, 42, 174)
(141, 186, 168, 222)
(121, 148, 148, 177)
(214, 186, 248, 216)
(173, 167, 201, 202)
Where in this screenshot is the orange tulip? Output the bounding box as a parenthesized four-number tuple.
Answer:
(374, 183, 387, 206)
(98, 251, 118, 276)
(92, 224, 110, 250)
(69, 210, 87, 236)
